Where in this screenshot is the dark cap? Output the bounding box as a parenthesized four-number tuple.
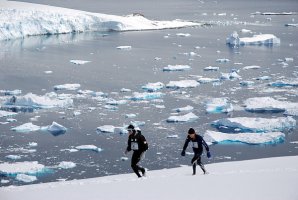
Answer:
(188, 128, 195, 135)
(127, 124, 135, 131)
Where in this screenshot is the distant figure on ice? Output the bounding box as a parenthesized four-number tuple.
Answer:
(181, 128, 211, 175)
(125, 124, 148, 178)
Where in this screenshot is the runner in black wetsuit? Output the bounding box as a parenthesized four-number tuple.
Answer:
(125, 124, 148, 178)
(181, 128, 211, 175)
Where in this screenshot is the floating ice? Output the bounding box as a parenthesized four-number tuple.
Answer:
(116, 46, 132, 50)
(176, 33, 191, 37)
(204, 66, 219, 71)
(28, 142, 38, 147)
(130, 121, 146, 127)
(3, 93, 73, 109)
(198, 77, 220, 84)
(0, 2, 201, 41)
(129, 92, 164, 101)
(125, 114, 137, 118)
(97, 125, 115, 133)
(0, 110, 17, 118)
(240, 29, 252, 33)
(216, 58, 230, 63)
(243, 65, 261, 70)
(259, 12, 297, 15)
(255, 76, 271, 81)
(0, 89, 22, 95)
(240, 81, 255, 86)
(205, 98, 233, 113)
(16, 174, 37, 183)
(212, 116, 296, 133)
(0, 161, 48, 176)
(244, 97, 298, 114)
(226, 31, 280, 45)
(167, 134, 179, 138)
(70, 60, 91, 65)
(204, 130, 285, 145)
(120, 88, 132, 93)
(75, 145, 102, 152)
(285, 23, 298, 27)
(173, 105, 194, 112)
(163, 65, 191, 71)
(58, 161, 76, 169)
(142, 82, 164, 92)
(166, 80, 199, 89)
(46, 121, 67, 136)
(167, 112, 199, 122)
(269, 79, 298, 87)
(5, 155, 22, 160)
(220, 71, 241, 80)
(54, 84, 81, 91)
(106, 99, 128, 105)
(11, 122, 40, 133)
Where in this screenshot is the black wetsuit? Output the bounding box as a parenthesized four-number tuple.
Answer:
(126, 131, 148, 177)
(182, 134, 209, 174)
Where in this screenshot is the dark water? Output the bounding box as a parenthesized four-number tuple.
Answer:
(0, 0, 298, 186)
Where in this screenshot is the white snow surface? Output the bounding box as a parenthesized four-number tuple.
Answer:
(58, 161, 76, 169)
(1, 156, 297, 200)
(0, 0, 200, 41)
(226, 31, 280, 45)
(204, 130, 285, 145)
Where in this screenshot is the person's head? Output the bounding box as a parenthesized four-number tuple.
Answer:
(127, 124, 135, 135)
(188, 128, 196, 139)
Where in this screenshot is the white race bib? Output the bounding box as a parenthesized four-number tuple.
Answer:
(192, 141, 198, 148)
(132, 142, 139, 150)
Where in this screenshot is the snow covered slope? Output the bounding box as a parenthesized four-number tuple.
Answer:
(1, 156, 297, 200)
(0, 0, 201, 41)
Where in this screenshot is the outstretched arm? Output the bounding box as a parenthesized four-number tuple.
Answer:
(202, 138, 209, 152)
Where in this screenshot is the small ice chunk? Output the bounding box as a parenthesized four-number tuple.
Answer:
(174, 105, 194, 112)
(167, 134, 179, 138)
(58, 161, 76, 169)
(46, 121, 67, 136)
(5, 155, 21, 160)
(163, 65, 191, 71)
(116, 46, 132, 50)
(11, 122, 40, 133)
(97, 125, 115, 133)
(0, 89, 22, 95)
(198, 77, 220, 84)
(216, 58, 230, 63)
(206, 98, 233, 113)
(120, 88, 132, 92)
(176, 33, 191, 37)
(204, 66, 219, 71)
(240, 29, 252, 33)
(129, 92, 164, 101)
(0, 110, 17, 118)
(220, 71, 241, 80)
(0, 161, 47, 176)
(121, 157, 129, 161)
(285, 23, 298, 27)
(166, 80, 199, 89)
(212, 116, 296, 133)
(28, 142, 38, 147)
(75, 145, 102, 152)
(142, 82, 164, 92)
(106, 99, 127, 105)
(167, 112, 199, 122)
(16, 174, 37, 183)
(54, 84, 81, 91)
(204, 130, 285, 145)
(125, 114, 137, 118)
(269, 79, 298, 87)
(44, 71, 53, 74)
(240, 81, 255, 86)
(243, 65, 261, 70)
(70, 60, 91, 65)
(256, 76, 271, 81)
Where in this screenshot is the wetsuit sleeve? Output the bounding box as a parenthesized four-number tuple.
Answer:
(182, 137, 190, 151)
(126, 136, 132, 152)
(202, 138, 209, 152)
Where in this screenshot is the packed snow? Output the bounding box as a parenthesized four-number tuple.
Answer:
(1, 156, 297, 200)
(212, 116, 296, 133)
(58, 161, 76, 169)
(204, 130, 285, 145)
(0, 0, 201, 41)
(226, 31, 280, 45)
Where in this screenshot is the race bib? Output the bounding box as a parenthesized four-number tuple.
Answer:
(131, 142, 139, 150)
(192, 141, 199, 148)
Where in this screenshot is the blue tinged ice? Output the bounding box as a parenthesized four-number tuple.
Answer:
(142, 82, 164, 92)
(5, 155, 22, 160)
(97, 125, 115, 133)
(226, 31, 281, 45)
(166, 80, 199, 89)
(45, 121, 67, 136)
(163, 65, 191, 71)
(75, 145, 102, 152)
(212, 116, 296, 133)
(205, 98, 233, 113)
(269, 79, 298, 87)
(204, 130, 285, 145)
(54, 84, 81, 91)
(167, 112, 199, 122)
(129, 92, 164, 101)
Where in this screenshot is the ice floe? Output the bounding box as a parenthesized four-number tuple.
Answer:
(54, 84, 81, 91)
(243, 65, 261, 70)
(212, 116, 296, 133)
(285, 23, 298, 27)
(167, 112, 198, 122)
(198, 77, 220, 84)
(166, 80, 199, 89)
(0, 110, 17, 118)
(0, 1, 201, 41)
(226, 31, 280, 45)
(244, 97, 298, 114)
(240, 81, 255, 86)
(163, 65, 191, 71)
(0, 89, 22, 96)
(58, 161, 76, 169)
(269, 79, 298, 87)
(142, 82, 164, 92)
(173, 105, 194, 112)
(0, 161, 48, 176)
(45, 122, 67, 136)
(204, 130, 285, 145)
(204, 66, 219, 71)
(96, 125, 115, 133)
(116, 46, 132, 50)
(11, 122, 41, 133)
(15, 174, 37, 183)
(205, 98, 233, 113)
(129, 92, 164, 101)
(5, 155, 22, 160)
(70, 60, 91, 65)
(75, 145, 102, 152)
(220, 71, 241, 80)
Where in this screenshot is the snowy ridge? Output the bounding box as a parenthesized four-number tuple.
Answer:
(0, 1, 201, 41)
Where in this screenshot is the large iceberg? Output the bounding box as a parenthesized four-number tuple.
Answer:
(2, 93, 73, 110)
(204, 130, 285, 145)
(205, 98, 233, 113)
(212, 116, 296, 133)
(0, 1, 201, 41)
(226, 31, 280, 45)
(244, 97, 298, 114)
(167, 112, 199, 122)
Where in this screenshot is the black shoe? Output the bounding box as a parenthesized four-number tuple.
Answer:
(141, 168, 146, 177)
